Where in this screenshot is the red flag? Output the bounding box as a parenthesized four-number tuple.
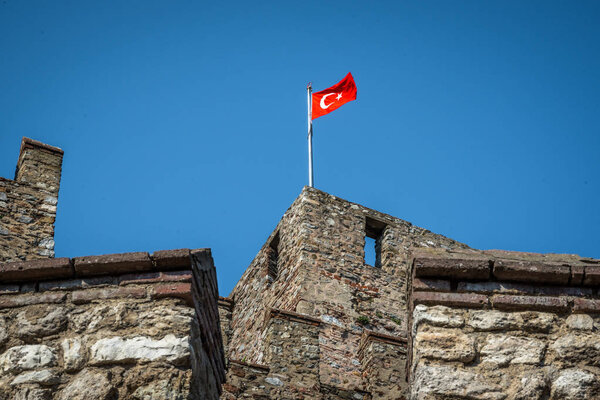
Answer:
(312, 73, 357, 120)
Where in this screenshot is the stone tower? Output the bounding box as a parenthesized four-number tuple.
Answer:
(219, 187, 470, 398)
(220, 187, 600, 399)
(0, 137, 64, 262)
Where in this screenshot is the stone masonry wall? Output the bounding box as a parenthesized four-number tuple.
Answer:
(225, 187, 469, 398)
(0, 138, 63, 263)
(409, 248, 600, 399)
(0, 248, 225, 400)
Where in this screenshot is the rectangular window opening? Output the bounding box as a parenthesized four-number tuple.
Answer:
(267, 232, 280, 281)
(364, 217, 385, 268)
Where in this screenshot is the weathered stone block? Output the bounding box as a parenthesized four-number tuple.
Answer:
(73, 252, 153, 276)
(0, 258, 72, 282)
(90, 335, 190, 365)
(413, 304, 465, 332)
(0, 345, 57, 373)
(491, 294, 568, 312)
(480, 335, 546, 366)
(550, 368, 598, 399)
(56, 369, 116, 400)
(414, 256, 491, 280)
(10, 369, 60, 386)
(0, 292, 66, 309)
(411, 363, 506, 400)
(415, 329, 476, 363)
(493, 260, 570, 284)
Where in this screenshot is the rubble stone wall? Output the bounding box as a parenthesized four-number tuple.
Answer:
(225, 187, 468, 398)
(409, 248, 600, 400)
(0, 248, 225, 400)
(0, 138, 64, 263)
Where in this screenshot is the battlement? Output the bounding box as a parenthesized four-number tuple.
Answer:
(0, 248, 225, 399)
(0, 137, 64, 262)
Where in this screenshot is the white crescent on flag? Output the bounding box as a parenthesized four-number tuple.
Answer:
(320, 93, 336, 109)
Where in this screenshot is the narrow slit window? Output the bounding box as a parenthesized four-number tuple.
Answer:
(267, 232, 280, 281)
(364, 217, 385, 268)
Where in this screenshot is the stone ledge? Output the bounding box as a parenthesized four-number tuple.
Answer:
(572, 298, 600, 313)
(410, 248, 600, 288)
(412, 291, 488, 308)
(20, 137, 64, 155)
(74, 252, 153, 276)
(412, 278, 451, 292)
(266, 308, 321, 327)
(584, 266, 600, 286)
(0, 292, 66, 309)
(413, 256, 491, 280)
(491, 294, 569, 313)
(151, 249, 191, 270)
(493, 260, 570, 285)
(228, 359, 270, 371)
(0, 258, 72, 282)
(361, 329, 407, 349)
(0, 248, 198, 285)
(457, 281, 592, 297)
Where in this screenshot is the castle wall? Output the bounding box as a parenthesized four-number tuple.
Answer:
(408, 249, 600, 399)
(0, 138, 63, 263)
(0, 248, 225, 400)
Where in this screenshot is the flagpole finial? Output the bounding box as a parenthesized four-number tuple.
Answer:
(307, 82, 312, 90)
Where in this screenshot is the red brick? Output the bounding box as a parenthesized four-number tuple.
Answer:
(151, 249, 191, 270)
(267, 308, 321, 326)
(491, 294, 569, 312)
(0, 257, 72, 282)
(493, 260, 570, 285)
(413, 256, 490, 280)
(0, 292, 66, 309)
(412, 278, 451, 292)
(71, 286, 147, 304)
(151, 283, 192, 305)
(584, 266, 600, 286)
(118, 270, 192, 286)
(39, 276, 115, 291)
(411, 291, 488, 308)
(572, 298, 600, 313)
(571, 265, 585, 285)
(74, 252, 153, 276)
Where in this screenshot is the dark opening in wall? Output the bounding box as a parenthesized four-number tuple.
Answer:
(267, 232, 280, 281)
(364, 217, 386, 268)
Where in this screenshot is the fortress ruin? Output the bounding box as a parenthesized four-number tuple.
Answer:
(1, 137, 599, 399)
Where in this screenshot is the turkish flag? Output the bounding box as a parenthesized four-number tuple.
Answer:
(312, 73, 357, 120)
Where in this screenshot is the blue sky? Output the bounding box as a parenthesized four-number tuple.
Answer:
(1, 1, 598, 295)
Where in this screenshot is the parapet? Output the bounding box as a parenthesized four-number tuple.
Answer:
(408, 247, 600, 399)
(0, 248, 225, 399)
(1, 137, 64, 262)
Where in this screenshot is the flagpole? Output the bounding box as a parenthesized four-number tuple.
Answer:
(307, 83, 314, 188)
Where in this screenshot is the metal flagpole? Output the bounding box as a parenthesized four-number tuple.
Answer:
(307, 83, 314, 187)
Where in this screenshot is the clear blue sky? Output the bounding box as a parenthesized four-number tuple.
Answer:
(1, 1, 598, 295)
